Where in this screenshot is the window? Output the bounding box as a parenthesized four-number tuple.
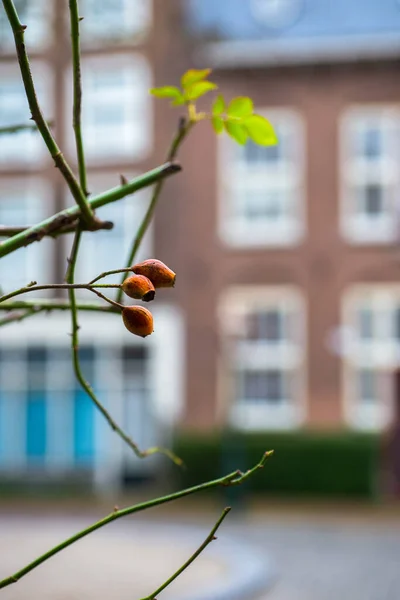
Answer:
(342, 286, 400, 430)
(0, 63, 51, 166)
(80, 0, 151, 43)
(0, 178, 53, 292)
(0, 0, 50, 51)
(219, 110, 305, 247)
(72, 55, 151, 163)
(340, 108, 400, 244)
(68, 174, 152, 288)
(219, 287, 305, 429)
(0, 308, 183, 482)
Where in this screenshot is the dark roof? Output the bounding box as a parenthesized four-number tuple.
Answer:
(187, 0, 400, 66)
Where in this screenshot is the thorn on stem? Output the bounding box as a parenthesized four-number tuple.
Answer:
(79, 16, 84, 21)
(120, 174, 128, 186)
(113, 505, 119, 512)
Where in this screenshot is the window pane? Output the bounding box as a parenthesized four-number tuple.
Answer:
(240, 370, 287, 404)
(82, 58, 150, 160)
(81, 0, 150, 41)
(364, 184, 383, 216)
(394, 307, 400, 342)
(26, 391, 47, 462)
(245, 309, 284, 342)
(357, 307, 374, 340)
(357, 369, 378, 404)
(0, 0, 47, 50)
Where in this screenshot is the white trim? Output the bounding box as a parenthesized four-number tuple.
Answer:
(64, 53, 152, 165)
(218, 108, 306, 248)
(201, 34, 400, 69)
(218, 285, 307, 430)
(339, 105, 400, 245)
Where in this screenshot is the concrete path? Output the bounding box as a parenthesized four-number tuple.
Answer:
(1, 505, 400, 600)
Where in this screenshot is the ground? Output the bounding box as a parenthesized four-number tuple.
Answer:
(0, 500, 400, 600)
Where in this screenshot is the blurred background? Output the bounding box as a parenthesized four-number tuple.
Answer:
(1, 1, 400, 599)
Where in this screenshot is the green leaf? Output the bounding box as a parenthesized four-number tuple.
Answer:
(227, 97, 254, 118)
(181, 68, 212, 89)
(224, 120, 248, 145)
(244, 115, 277, 146)
(184, 81, 218, 101)
(212, 94, 225, 116)
(212, 116, 224, 134)
(150, 86, 183, 100)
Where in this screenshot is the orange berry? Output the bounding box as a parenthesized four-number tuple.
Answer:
(132, 259, 176, 289)
(122, 306, 154, 337)
(122, 274, 155, 302)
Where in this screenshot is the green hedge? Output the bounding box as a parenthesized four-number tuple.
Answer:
(173, 431, 381, 499)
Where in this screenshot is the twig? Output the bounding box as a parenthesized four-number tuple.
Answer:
(89, 267, 132, 285)
(0, 300, 120, 328)
(0, 220, 114, 238)
(0, 308, 40, 328)
(69, 0, 88, 195)
(1, 0, 95, 227)
(141, 507, 231, 600)
(0, 283, 121, 305)
(0, 120, 53, 135)
(0, 299, 119, 312)
(0, 452, 272, 591)
(115, 118, 192, 303)
(0, 162, 180, 258)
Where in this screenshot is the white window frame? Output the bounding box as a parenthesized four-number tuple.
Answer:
(0, 306, 184, 490)
(341, 285, 400, 431)
(79, 0, 152, 45)
(0, 61, 52, 168)
(339, 105, 400, 245)
(0, 0, 52, 52)
(218, 108, 305, 248)
(218, 286, 306, 430)
(0, 176, 53, 292)
(65, 53, 152, 165)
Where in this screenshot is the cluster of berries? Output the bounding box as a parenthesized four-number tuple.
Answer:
(121, 259, 175, 338)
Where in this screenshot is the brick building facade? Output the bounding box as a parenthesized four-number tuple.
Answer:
(1, 0, 400, 488)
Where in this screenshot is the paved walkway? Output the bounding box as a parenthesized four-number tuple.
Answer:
(1, 504, 400, 600)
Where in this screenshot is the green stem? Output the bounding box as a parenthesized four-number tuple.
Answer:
(0, 162, 180, 259)
(115, 119, 193, 303)
(0, 299, 119, 312)
(141, 508, 231, 600)
(1, 0, 94, 227)
(0, 453, 271, 591)
(89, 267, 132, 285)
(0, 120, 53, 135)
(0, 283, 121, 305)
(69, 0, 88, 195)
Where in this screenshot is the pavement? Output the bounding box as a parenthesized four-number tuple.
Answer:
(1, 501, 400, 600)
